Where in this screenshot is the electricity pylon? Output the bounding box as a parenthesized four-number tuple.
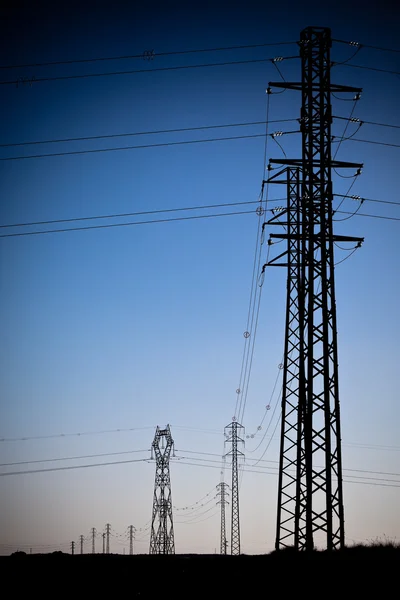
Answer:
(91, 527, 96, 554)
(105, 523, 111, 554)
(266, 26, 364, 551)
(149, 425, 175, 554)
(128, 525, 136, 555)
(216, 482, 229, 554)
(224, 419, 244, 555)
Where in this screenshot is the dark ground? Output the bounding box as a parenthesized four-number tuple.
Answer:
(2, 546, 399, 595)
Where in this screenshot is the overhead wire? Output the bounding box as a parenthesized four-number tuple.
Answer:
(0, 55, 298, 86)
(334, 115, 400, 130)
(332, 39, 400, 54)
(234, 90, 273, 424)
(0, 40, 298, 70)
(0, 131, 395, 162)
(0, 209, 258, 239)
(0, 132, 269, 161)
(0, 200, 261, 230)
(0, 118, 298, 149)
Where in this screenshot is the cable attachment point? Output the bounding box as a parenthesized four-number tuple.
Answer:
(256, 206, 265, 216)
(266, 86, 272, 95)
(355, 167, 362, 176)
(142, 49, 155, 60)
(354, 92, 362, 101)
(271, 131, 283, 137)
(243, 331, 250, 338)
(349, 41, 360, 47)
(272, 56, 284, 62)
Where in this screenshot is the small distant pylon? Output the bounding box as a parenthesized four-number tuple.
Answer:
(224, 418, 244, 555)
(91, 527, 96, 554)
(79, 534, 84, 555)
(216, 482, 229, 555)
(106, 523, 111, 554)
(149, 424, 175, 554)
(128, 525, 136, 555)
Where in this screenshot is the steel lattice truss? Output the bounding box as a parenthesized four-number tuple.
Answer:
(216, 482, 229, 554)
(225, 420, 244, 555)
(149, 425, 175, 554)
(266, 26, 364, 551)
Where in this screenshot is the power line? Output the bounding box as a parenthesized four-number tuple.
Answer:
(2, 196, 396, 234)
(0, 209, 258, 239)
(333, 39, 400, 54)
(345, 137, 400, 149)
(1, 207, 398, 241)
(0, 200, 263, 230)
(334, 115, 400, 130)
(1, 131, 395, 163)
(334, 194, 400, 207)
(334, 62, 400, 75)
(0, 457, 150, 476)
(172, 459, 400, 488)
(4, 423, 399, 452)
(0, 448, 150, 467)
(0, 118, 298, 149)
(0, 55, 297, 86)
(0, 426, 154, 442)
(0, 40, 297, 70)
(0, 132, 268, 161)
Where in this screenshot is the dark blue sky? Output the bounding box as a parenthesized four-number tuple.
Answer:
(0, 0, 399, 554)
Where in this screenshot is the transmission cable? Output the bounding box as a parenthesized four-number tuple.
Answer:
(234, 92, 272, 422)
(333, 115, 400, 130)
(0, 40, 297, 70)
(0, 200, 260, 230)
(0, 118, 298, 149)
(332, 39, 400, 54)
(0, 55, 298, 86)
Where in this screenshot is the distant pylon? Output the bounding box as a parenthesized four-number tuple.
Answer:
(128, 525, 136, 555)
(149, 424, 175, 554)
(106, 523, 111, 554)
(216, 482, 229, 554)
(224, 419, 244, 555)
(79, 534, 84, 555)
(102, 532, 105, 554)
(91, 527, 96, 554)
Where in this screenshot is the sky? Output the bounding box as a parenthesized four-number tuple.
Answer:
(0, 0, 399, 555)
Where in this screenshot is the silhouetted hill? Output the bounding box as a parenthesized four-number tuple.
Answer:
(3, 546, 398, 595)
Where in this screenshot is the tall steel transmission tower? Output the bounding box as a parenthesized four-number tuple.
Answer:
(149, 425, 175, 555)
(224, 419, 244, 555)
(216, 482, 229, 554)
(266, 26, 364, 551)
(91, 527, 96, 554)
(128, 525, 136, 555)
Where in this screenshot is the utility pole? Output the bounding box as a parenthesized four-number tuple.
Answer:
(224, 419, 244, 555)
(79, 535, 84, 555)
(91, 527, 96, 554)
(266, 26, 364, 551)
(149, 425, 175, 554)
(106, 524, 111, 554)
(216, 482, 229, 555)
(128, 525, 136, 555)
(102, 532, 106, 554)
(71, 541, 75, 555)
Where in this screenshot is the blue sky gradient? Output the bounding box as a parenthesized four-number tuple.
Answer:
(0, 1, 399, 554)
